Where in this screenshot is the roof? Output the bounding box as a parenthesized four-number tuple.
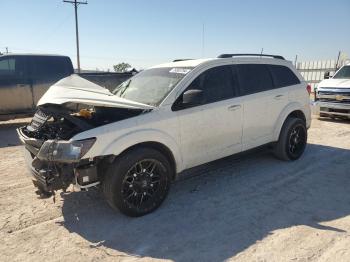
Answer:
(152, 56, 291, 69)
(151, 58, 215, 68)
(0, 53, 69, 58)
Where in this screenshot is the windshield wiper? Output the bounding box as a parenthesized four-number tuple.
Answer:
(119, 80, 131, 97)
(113, 79, 131, 96)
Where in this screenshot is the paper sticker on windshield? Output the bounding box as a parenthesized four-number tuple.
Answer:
(169, 68, 191, 74)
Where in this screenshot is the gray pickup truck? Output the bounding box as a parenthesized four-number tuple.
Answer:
(0, 54, 74, 120)
(0, 54, 135, 120)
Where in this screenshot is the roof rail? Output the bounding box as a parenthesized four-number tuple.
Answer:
(172, 59, 193, 62)
(217, 54, 285, 60)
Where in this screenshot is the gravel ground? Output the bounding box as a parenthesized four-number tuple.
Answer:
(0, 117, 349, 262)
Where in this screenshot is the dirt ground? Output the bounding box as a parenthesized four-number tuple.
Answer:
(0, 117, 349, 262)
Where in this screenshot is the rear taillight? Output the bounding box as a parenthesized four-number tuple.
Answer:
(306, 84, 311, 95)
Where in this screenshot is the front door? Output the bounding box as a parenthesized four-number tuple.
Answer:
(174, 65, 243, 169)
(0, 56, 33, 115)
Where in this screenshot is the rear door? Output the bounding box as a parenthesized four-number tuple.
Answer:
(29, 56, 73, 105)
(236, 63, 276, 150)
(267, 64, 301, 132)
(0, 56, 33, 115)
(174, 65, 243, 169)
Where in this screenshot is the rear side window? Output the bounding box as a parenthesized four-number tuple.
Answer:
(30, 56, 73, 80)
(188, 65, 236, 104)
(269, 65, 300, 88)
(0, 58, 16, 76)
(236, 64, 274, 95)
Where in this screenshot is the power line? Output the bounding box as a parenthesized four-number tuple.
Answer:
(63, 0, 87, 73)
(202, 23, 205, 57)
(38, 12, 72, 47)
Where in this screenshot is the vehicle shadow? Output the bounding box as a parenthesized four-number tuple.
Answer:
(0, 120, 30, 148)
(60, 144, 350, 262)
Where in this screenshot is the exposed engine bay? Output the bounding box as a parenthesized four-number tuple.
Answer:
(18, 103, 145, 198)
(23, 103, 143, 140)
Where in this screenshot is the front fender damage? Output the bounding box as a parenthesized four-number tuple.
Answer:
(18, 102, 147, 198)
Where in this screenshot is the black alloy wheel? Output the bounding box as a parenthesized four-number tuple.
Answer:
(288, 124, 307, 158)
(103, 147, 172, 217)
(121, 159, 164, 209)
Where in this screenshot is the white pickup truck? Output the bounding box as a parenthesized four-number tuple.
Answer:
(314, 63, 350, 119)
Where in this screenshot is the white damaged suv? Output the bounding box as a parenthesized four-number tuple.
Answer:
(17, 54, 311, 216)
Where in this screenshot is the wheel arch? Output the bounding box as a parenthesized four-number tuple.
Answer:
(100, 129, 183, 176)
(273, 102, 307, 141)
(118, 141, 177, 180)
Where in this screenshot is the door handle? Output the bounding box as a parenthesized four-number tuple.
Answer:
(228, 104, 241, 111)
(274, 94, 284, 99)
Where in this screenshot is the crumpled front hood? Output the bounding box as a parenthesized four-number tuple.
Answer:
(318, 78, 350, 89)
(38, 74, 155, 110)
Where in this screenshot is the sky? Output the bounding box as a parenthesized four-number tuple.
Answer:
(1, 0, 350, 70)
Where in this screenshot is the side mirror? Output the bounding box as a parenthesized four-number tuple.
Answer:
(324, 71, 333, 79)
(182, 89, 204, 105)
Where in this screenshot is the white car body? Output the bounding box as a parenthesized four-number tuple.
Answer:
(60, 57, 311, 173)
(17, 54, 311, 216)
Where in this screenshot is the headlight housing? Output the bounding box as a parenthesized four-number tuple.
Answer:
(37, 138, 96, 163)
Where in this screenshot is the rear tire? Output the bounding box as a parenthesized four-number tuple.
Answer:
(273, 117, 307, 161)
(102, 147, 172, 217)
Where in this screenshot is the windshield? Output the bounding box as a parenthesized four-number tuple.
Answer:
(333, 66, 350, 79)
(113, 67, 192, 106)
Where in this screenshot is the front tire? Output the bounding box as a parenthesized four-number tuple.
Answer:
(102, 147, 172, 217)
(273, 117, 307, 161)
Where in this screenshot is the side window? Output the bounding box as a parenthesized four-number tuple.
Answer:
(188, 65, 236, 104)
(0, 58, 16, 76)
(30, 56, 72, 81)
(268, 65, 300, 88)
(236, 64, 274, 95)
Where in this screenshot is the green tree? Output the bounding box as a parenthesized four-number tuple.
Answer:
(113, 62, 132, 73)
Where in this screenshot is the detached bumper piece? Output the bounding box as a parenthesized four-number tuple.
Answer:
(31, 161, 99, 197)
(30, 155, 75, 197)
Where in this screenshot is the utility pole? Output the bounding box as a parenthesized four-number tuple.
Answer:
(260, 48, 264, 56)
(63, 0, 87, 73)
(335, 50, 341, 70)
(294, 54, 298, 67)
(5, 47, 8, 54)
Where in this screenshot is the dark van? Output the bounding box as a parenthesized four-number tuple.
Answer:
(0, 54, 73, 120)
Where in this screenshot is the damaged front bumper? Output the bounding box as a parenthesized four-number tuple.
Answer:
(17, 127, 100, 196)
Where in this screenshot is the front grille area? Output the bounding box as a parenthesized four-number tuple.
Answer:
(318, 98, 350, 103)
(317, 88, 350, 103)
(27, 109, 50, 132)
(319, 91, 350, 96)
